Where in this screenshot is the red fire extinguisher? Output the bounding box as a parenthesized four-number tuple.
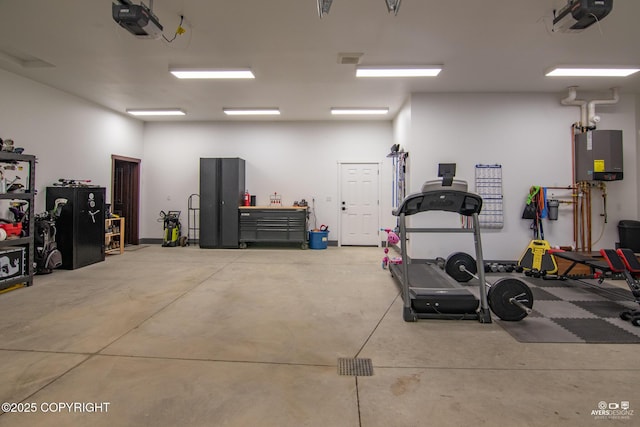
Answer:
(244, 190, 250, 206)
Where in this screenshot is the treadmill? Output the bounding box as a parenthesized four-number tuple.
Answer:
(389, 172, 492, 323)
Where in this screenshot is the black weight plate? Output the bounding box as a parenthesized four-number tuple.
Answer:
(488, 278, 534, 321)
(620, 311, 632, 321)
(445, 252, 476, 283)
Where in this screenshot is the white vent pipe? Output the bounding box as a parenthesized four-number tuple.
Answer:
(560, 86, 587, 127)
(560, 87, 620, 128)
(587, 87, 619, 127)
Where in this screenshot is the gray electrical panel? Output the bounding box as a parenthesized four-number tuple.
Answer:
(574, 130, 623, 181)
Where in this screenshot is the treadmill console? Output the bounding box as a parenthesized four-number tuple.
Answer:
(421, 179, 468, 193)
(394, 164, 482, 217)
(394, 191, 482, 217)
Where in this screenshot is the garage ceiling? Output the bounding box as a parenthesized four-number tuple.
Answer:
(0, 0, 638, 121)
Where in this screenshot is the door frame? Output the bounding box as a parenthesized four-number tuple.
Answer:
(337, 161, 381, 247)
(111, 154, 141, 245)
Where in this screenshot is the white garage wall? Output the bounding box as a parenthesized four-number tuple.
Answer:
(2, 69, 637, 256)
(0, 69, 144, 212)
(141, 121, 394, 241)
(392, 99, 412, 194)
(396, 92, 638, 260)
(637, 94, 640, 216)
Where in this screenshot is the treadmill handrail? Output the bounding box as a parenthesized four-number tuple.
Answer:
(392, 190, 482, 217)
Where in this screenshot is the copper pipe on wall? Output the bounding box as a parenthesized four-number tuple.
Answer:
(574, 181, 594, 253)
(545, 186, 577, 190)
(586, 183, 592, 252)
(577, 182, 589, 252)
(583, 185, 587, 251)
(581, 185, 586, 251)
(571, 125, 579, 250)
(571, 189, 579, 248)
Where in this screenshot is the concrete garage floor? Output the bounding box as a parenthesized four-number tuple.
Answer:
(0, 245, 637, 426)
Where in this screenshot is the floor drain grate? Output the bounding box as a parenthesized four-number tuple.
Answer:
(337, 358, 374, 376)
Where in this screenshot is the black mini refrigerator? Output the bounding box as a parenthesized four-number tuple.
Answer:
(46, 186, 106, 269)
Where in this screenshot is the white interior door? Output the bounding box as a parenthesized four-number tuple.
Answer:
(340, 163, 379, 246)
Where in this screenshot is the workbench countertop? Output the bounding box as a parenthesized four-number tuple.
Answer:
(238, 205, 308, 210)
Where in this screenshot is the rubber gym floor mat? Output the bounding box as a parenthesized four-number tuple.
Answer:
(530, 287, 562, 301)
(528, 279, 573, 288)
(541, 286, 609, 302)
(552, 318, 640, 343)
(572, 300, 633, 318)
(492, 275, 640, 343)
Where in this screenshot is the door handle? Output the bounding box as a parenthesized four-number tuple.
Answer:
(88, 210, 100, 223)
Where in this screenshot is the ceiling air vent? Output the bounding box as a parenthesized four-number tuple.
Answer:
(337, 53, 363, 65)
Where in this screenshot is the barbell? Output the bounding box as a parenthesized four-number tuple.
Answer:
(445, 252, 476, 282)
(445, 252, 534, 321)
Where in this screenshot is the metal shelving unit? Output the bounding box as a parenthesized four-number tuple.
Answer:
(0, 152, 35, 290)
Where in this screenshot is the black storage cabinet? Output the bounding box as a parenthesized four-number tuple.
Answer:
(46, 187, 106, 269)
(199, 158, 245, 248)
(618, 220, 640, 252)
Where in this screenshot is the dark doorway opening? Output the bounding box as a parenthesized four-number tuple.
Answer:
(112, 155, 140, 245)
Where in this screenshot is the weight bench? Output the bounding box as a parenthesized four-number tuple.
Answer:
(545, 248, 640, 326)
(600, 248, 640, 326)
(549, 250, 611, 278)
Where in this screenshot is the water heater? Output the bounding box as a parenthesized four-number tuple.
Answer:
(574, 130, 623, 181)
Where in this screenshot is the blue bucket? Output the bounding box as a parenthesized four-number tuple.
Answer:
(308, 230, 329, 250)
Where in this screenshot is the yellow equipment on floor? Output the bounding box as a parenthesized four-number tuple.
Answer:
(518, 239, 558, 274)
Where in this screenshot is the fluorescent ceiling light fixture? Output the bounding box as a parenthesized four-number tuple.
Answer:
(356, 66, 442, 77)
(385, 0, 402, 15)
(170, 69, 255, 79)
(331, 108, 389, 115)
(223, 108, 281, 116)
(545, 67, 640, 77)
(126, 108, 186, 116)
(317, 0, 333, 18)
